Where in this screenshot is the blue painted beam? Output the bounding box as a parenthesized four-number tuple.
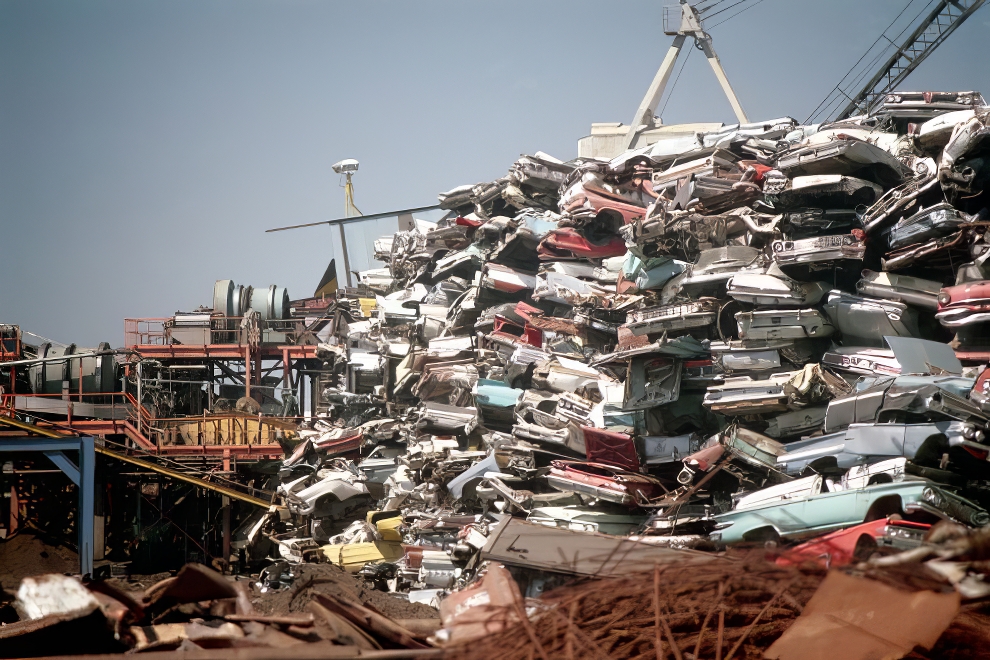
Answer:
(77, 436, 94, 577)
(43, 451, 80, 486)
(0, 438, 83, 452)
(0, 436, 95, 577)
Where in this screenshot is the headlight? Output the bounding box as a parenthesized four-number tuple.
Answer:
(938, 291, 951, 306)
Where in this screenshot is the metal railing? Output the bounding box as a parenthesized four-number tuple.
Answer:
(125, 317, 304, 348)
(2, 391, 130, 409)
(146, 413, 299, 447)
(2, 390, 295, 450)
(124, 318, 169, 346)
(0, 325, 21, 363)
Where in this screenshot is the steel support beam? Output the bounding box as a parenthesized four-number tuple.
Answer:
(697, 36, 749, 124)
(43, 451, 80, 485)
(337, 223, 353, 288)
(0, 435, 95, 577)
(78, 436, 95, 577)
(623, 35, 686, 151)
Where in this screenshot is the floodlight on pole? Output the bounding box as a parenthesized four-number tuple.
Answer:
(332, 159, 362, 218)
(330, 159, 362, 288)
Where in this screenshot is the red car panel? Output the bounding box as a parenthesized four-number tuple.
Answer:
(581, 426, 641, 472)
(548, 460, 666, 502)
(937, 280, 990, 311)
(776, 518, 930, 568)
(538, 228, 627, 260)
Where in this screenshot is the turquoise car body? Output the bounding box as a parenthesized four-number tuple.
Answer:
(710, 479, 988, 545)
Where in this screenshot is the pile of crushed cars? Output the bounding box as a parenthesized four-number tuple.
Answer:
(252, 91, 990, 632)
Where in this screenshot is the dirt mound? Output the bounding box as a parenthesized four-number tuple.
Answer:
(251, 563, 439, 620)
(0, 532, 79, 590)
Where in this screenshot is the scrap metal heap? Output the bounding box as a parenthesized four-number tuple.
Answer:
(232, 91, 990, 623)
(15, 93, 990, 657)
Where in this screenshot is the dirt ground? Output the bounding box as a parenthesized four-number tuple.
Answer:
(105, 562, 438, 620)
(0, 532, 80, 590)
(104, 571, 174, 593)
(0, 534, 437, 622)
(250, 563, 439, 620)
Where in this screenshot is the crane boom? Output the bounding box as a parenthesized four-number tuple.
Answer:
(832, 0, 985, 121)
(622, 1, 749, 151)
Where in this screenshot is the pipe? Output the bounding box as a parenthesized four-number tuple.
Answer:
(0, 351, 109, 368)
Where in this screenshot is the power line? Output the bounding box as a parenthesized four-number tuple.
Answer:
(696, 0, 731, 16)
(704, 0, 751, 20)
(804, 0, 921, 122)
(659, 45, 693, 119)
(804, 0, 940, 122)
(709, 0, 766, 28)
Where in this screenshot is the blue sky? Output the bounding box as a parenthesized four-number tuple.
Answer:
(2, 0, 989, 346)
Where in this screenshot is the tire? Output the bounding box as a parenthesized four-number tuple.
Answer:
(743, 527, 781, 546)
(852, 534, 878, 562)
(864, 495, 902, 522)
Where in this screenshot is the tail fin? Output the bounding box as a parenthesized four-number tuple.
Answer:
(314, 259, 339, 297)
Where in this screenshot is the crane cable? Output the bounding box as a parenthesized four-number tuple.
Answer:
(708, 0, 767, 29)
(804, 0, 936, 122)
(704, 0, 752, 20)
(659, 46, 694, 120)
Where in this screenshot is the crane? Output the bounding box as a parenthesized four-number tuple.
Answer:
(623, 0, 750, 151)
(809, 0, 986, 123)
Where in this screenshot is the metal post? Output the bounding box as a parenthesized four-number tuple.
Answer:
(311, 374, 319, 419)
(9, 484, 18, 535)
(136, 361, 143, 438)
(244, 345, 251, 399)
(299, 374, 306, 420)
(282, 348, 290, 388)
(337, 223, 353, 288)
(78, 436, 95, 577)
(94, 476, 105, 561)
(222, 495, 231, 574)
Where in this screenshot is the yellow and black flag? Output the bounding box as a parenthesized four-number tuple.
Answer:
(314, 259, 339, 298)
